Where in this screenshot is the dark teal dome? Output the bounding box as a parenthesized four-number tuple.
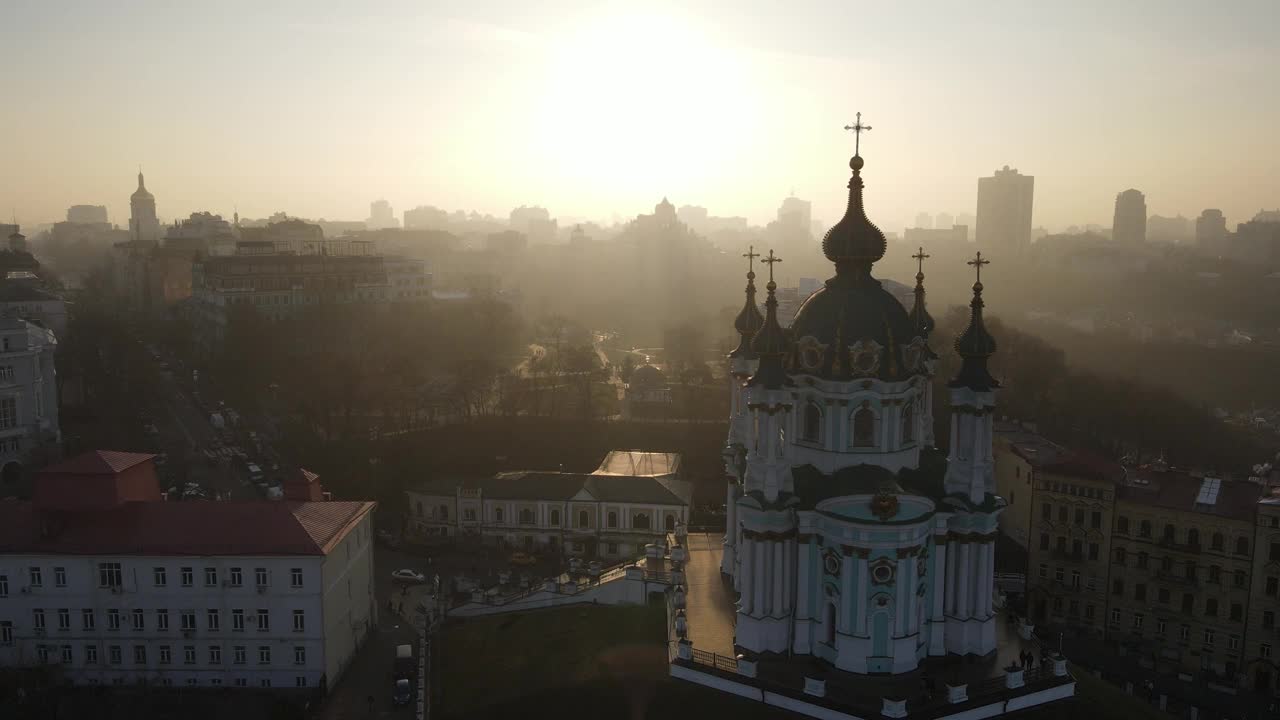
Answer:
(788, 272, 920, 381)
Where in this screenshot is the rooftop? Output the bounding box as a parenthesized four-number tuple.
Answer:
(1118, 465, 1263, 521)
(417, 471, 685, 506)
(594, 450, 681, 477)
(39, 450, 155, 476)
(0, 499, 375, 556)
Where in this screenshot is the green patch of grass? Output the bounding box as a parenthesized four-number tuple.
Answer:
(440, 603, 669, 716)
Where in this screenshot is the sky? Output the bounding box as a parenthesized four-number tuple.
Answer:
(2, 0, 1277, 233)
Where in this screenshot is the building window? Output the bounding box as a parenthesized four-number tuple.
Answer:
(29, 567, 42, 587)
(902, 403, 916, 444)
(208, 610, 220, 631)
(292, 610, 305, 632)
(1187, 528, 1200, 548)
(1039, 533, 1049, 551)
(1055, 566, 1065, 583)
(0, 621, 10, 645)
(180, 567, 193, 587)
(1205, 598, 1218, 617)
(54, 567, 67, 587)
(1163, 524, 1175, 542)
(549, 509, 560, 526)
(226, 567, 241, 587)
(154, 567, 167, 586)
(1235, 537, 1249, 555)
(1074, 509, 1084, 526)
(1114, 547, 1126, 564)
(1110, 609, 1121, 625)
(1209, 565, 1221, 584)
(1071, 570, 1081, 589)
(1161, 556, 1173, 573)
(1058, 506, 1068, 523)
(1272, 542, 1280, 561)
(851, 408, 875, 448)
(109, 646, 122, 664)
(1135, 583, 1146, 602)
(1084, 604, 1095, 619)
(1117, 516, 1129, 534)
(134, 645, 147, 664)
(1041, 503, 1051, 521)
(1263, 611, 1274, 629)
(0, 397, 15, 429)
(578, 510, 590, 528)
(665, 514, 677, 532)
(607, 542, 618, 555)
(1203, 629, 1215, 646)
(1139, 520, 1151, 538)
(464, 508, 477, 522)
(1228, 635, 1239, 651)
(1158, 588, 1169, 604)
(1133, 613, 1144, 630)
(234, 646, 246, 664)
(607, 511, 618, 529)
(494, 507, 504, 524)
(1233, 570, 1247, 589)
(209, 646, 222, 664)
(204, 568, 217, 587)
(255, 568, 268, 587)
(82, 609, 94, 630)
(85, 644, 98, 664)
(257, 609, 269, 631)
(233, 610, 244, 631)
(1185, 562, 1196, 581)
(258, 646, 271, 664)
(57, 608, 70, 631)
(96, 562, 121, 588)
(633, 512, 650, 530)
(1262, 644, 1272, 659)
(438, 505, 449, 520)
(1179, 625, 1189, 642)
(1038, 564, 1048, 579)
(294, 646, 306, 665)
(1211, 533, 1224, 551)
(415, 501, 424, 518)
(184, 646, 196, 664)
(1182, 594, 1194, 614)
(131, 609, 143, 630)
(803, 402, 822, 443)
(1112, 579, 1124, 596)
(1156, 619, 1167, 635)
(0, 574, 6, 597)
(180, 612, 195, 631)
(156, 610, 169, 631)
(1052, 597, 1064, 613)
(290, 568, 303, 588)
(1091, 511, 1101, 529)
(107, 609, 120, 630)
(518, 508, 535, 525)
(1137, 552, 1148, 569)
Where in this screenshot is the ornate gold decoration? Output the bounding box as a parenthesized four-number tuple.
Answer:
(871, 489, 899, 521)
(850, 339, 882, 376)
(798, 335, 825, 372)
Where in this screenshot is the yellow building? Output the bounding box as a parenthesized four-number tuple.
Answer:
(1024, 452, 1124, 638)
(1245, 486, 1280, 693)
(1110, 465, 1262, 682)
(993, 422, 1064, 551)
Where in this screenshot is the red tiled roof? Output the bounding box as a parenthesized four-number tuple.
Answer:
(39, 451, 156, 475)
(0, 500, 375, 556)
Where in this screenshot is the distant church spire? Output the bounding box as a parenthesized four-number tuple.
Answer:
(822, 115, 887, 278)
(951, 252, 998, 390)
(748, 250, 790, 389)
(908, 246, 935, 337)
(730, 246, 765, 358)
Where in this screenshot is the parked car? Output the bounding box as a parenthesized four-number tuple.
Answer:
(509, 551, 537, 567)
(391, 569, 426, 584)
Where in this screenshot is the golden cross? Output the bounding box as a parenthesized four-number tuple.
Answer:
(843, 112, 872, 156)
(742, 245, 760, 274)
(968, 251, 990, 283)
(762, 249, 782, 283)
(912, 246, 930, 275)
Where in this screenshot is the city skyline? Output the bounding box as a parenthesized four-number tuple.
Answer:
(2, 1, 1278, 232)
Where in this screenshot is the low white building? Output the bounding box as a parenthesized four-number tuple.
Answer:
(406, 451, 687, 559)
(0, 317, 60, 489)
(0, 451, 377, 693)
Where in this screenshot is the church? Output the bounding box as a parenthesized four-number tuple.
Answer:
(719, 136, 1003, 675)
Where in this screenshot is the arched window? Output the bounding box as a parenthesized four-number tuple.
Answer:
(495, 507, 504, 524)
(665, 514, 677, 532)
(851, 407, 876, 448)
(439, 505, 449, 520)
(1235, 537, 1249, 555)
(902, 403, 915, 445)
(1208, 565, 1221, 584)
(1212, 533, 1224, 551)
(607, 511, 618, 528)
(1163, 524, 1175, 542)
(519, 508, 535, 525)
(578, 510, 590, 528)
(634, 512, 650, 530)
(549, 509, 560, 527)
(802, 402, 822, 443)
(415, 501, 424, 518)
(1139, 520, 1152, 538)
(1187, 528, 1200, 548)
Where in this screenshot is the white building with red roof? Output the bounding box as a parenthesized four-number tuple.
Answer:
(0, 451, 377, 692)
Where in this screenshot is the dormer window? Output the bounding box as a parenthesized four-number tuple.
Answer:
(851, 407, 876, 448)
(802, 402, 822, 443)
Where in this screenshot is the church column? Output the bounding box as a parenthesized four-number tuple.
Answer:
(738, 537, 752, 614)
(796, 538, 811, 623)
(897, 553, 911, 635)
(854, 553, 869, 635)
(772, 541, 784, 615)
(972, 538, 986, 618)
(744, 539, 758, 615)
(932, 539, 947, 621)
(840, 552, 854, 633)
(944, 539, 957, 615)
(957, 541, 971, 618)
(983, 540, 995, 617)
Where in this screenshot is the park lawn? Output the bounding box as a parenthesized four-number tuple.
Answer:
(440, 602, 669, 715)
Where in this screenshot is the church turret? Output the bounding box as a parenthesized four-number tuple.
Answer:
(908, 246, 935, 338)
(722, 247, 765, 575)
(945, 252, 998, 504)
(747, 250, 790, 391)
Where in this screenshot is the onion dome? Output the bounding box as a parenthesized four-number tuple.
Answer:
(789, 154, 918, 382)
(951, 255, 999, 391)
(821, 155, 887, 276)
(907, 247, 935, 338)
(131, 171, 154, 201)
(748, 252, 792, 389)
(730, 269, 765, 358)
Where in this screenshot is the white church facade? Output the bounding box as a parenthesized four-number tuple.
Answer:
(719, 151, 1006, 675)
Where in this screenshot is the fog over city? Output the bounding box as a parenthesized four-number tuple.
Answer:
(2, 3, 1280, 720)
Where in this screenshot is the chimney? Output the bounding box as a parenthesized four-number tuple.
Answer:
(283, 469, 325, 502)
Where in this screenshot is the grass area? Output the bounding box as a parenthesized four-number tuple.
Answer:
(439, 602, 785, 720)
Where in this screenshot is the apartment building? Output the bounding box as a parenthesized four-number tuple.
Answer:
(1108, 465, 1262, 682)
(0, 451, 376, 691)
(1246, 488, 1280, 692)
(406, 451, 687, 559)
